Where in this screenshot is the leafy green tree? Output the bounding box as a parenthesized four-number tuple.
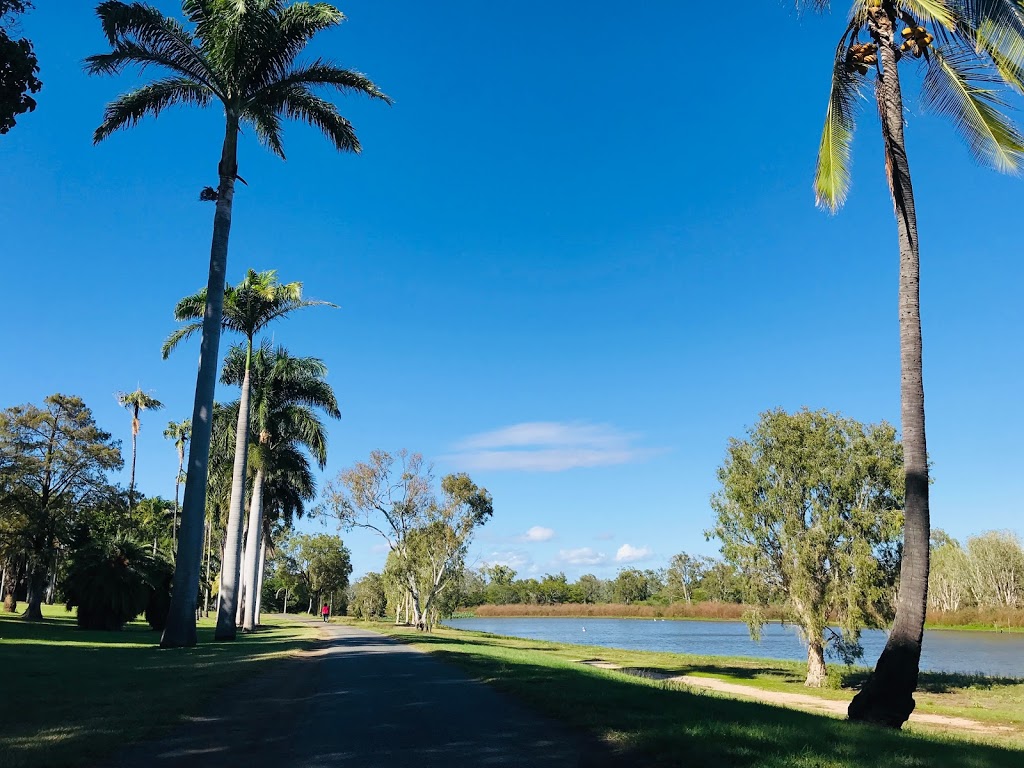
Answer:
(327, 451, 493, 630)
(0, 395, 122, 619)
(797, 0, 1024, 724)
(350, 572, 387, 619)
(612, 568, 651, 605)
(965, 530, 1024, 608)
(928, 530, 970, 612)
(538, 572, 571, 605)
(162, 419, 190, 551)
(0, 1, 41, 134)
(574, 573, 604, 604)
(163, 268, 332, 640)
(116, 388, 164, 520)
(709, 408, 904, 687)
(87, 0, 389, 648)
(222, 342, 339, 631)
(665, 552, 710, 604)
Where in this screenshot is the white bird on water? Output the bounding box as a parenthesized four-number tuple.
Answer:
(582, 626, 586, 632)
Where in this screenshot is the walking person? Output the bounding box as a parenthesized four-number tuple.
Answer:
(321, 602, 330, 623)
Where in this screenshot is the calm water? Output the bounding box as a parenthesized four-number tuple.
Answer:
(446, 617, 1024, 678)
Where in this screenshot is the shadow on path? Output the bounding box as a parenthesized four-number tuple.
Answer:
(112, 619, 616, 767)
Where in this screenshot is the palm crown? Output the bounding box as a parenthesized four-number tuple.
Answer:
(117, 388, 164, 434)
(810, 0, 1024, 210)
(86, 0, 392, 154)
(162, 269, 334, 358)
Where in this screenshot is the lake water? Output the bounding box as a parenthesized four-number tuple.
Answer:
(445, 617, 1024, 678)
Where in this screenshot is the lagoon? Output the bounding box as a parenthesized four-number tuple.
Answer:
(445, 617, 1024, 678)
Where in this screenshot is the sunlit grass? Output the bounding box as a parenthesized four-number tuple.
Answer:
(0, 605, 316, 768)
(361, 620, 1024, 767)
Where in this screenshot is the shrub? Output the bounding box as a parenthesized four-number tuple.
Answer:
(63, 536, 166, 631)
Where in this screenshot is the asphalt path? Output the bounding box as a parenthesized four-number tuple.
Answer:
(112, 618, 616, 767)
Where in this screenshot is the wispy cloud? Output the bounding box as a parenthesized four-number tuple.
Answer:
(445, 421, 653, 472)
(616, 544, 653, 563)
(557, 547, 609, 566)
(594, 532, 615, 541)
(520, 525, 555, 543)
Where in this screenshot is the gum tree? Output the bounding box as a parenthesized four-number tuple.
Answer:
(797, 0, 1024, 724)
(86, 0, 389, 647)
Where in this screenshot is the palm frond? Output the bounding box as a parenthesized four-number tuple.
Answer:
(974, 15, 1024, 92)
(902, 0, 958, 30)
(172, 289, 210, 321)
(923, 46, 1024, 171)
(241, 101, 286, 158)
(93, 78, 214, 143)
(273, 85, 361, 153)
(815, 39, 863, 211)
(250, 3, 346, 89)
(253, 61, 392, 105)
(161, 320, 204, 359)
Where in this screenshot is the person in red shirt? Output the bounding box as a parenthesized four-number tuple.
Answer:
(321, 603, 330, 623)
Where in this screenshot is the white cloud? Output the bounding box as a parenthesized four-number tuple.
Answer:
(521, 525, 555, 542)
(557, 547, 609, 566)
(484, 550, 532, 570)
(445, 421, 653, 472)
(616, 544, 653, 563)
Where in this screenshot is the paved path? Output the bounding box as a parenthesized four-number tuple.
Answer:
(114, 619, 613, 767)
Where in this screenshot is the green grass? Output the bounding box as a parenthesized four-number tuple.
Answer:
(0, 605, 317, 768)
(358, 620, 1024, 767)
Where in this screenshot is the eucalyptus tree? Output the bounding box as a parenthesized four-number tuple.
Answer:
(0, 1, 42, 134)
(797, 0, 1024, 725)
(116, 389, 164, 520)
(162, 418, 190, 550)
(87, 0, 389, 647)
(221, 342, 338, 631)
(163, 268, 333, 640)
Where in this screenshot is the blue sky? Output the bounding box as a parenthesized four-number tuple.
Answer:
(2, 1, 1021, 581)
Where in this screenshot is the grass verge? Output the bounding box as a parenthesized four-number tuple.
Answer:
(357, 620, 1024, 767)
(0, 605, 317, 768)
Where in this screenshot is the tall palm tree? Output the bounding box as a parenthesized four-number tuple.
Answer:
(87, 1, 389, 648)
(162, 419, 191, 552)
(116, 388, 164, 521)
(163, 268, 334, 641)
(222, 341, 338, 631)
(799, 0, 1024, 727)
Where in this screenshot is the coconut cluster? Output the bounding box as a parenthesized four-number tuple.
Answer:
(846, 43, 879, 75)
(900, 26, 933, 58)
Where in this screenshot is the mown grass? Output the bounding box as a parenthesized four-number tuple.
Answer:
(359, 620, 1024, 767)
(0, 605, 317, 768)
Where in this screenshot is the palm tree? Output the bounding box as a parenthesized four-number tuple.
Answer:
(87, 1, 389, 648)
(162, 419, 191, 552)
(221, 341, 338, 631)
(799, 0, 1024, 727)
(116, 389, 164, 521)
(163, 268, 334, 641)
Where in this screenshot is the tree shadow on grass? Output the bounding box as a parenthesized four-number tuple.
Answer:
(398, 633, 1023, 768)
(0, 614, 313, 768)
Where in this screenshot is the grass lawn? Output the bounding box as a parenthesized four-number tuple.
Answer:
(360, 620, 1024, 768)
(0, 605, 317, 768)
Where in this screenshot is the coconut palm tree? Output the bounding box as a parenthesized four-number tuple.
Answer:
(221, 341, 338, 631)
(87, 1, 389, 648)
(162, 419, 191, 552)
(116, 389, 164, 521)
(163, 268, 334, 641)
(798, 0, 1024, 727)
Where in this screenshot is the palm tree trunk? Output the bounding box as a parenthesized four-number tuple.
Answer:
(128, 409, 138, 524)
(161, 115, 239, 648)
(849, 6, 930, 728)
(173, 456, 182, 553)
(215, 338, 253, 641)
(255, 537, 267, 626)
(242, 468, 265, 631)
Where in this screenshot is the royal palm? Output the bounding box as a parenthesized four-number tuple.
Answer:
(116, 388, 164, 521)
(799, 0, 1024, 727)
(162, 419, 191, 551)
(88, 0, 388, 646)
(221, 342, 338, 631)
(163, 268, 333, 640)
